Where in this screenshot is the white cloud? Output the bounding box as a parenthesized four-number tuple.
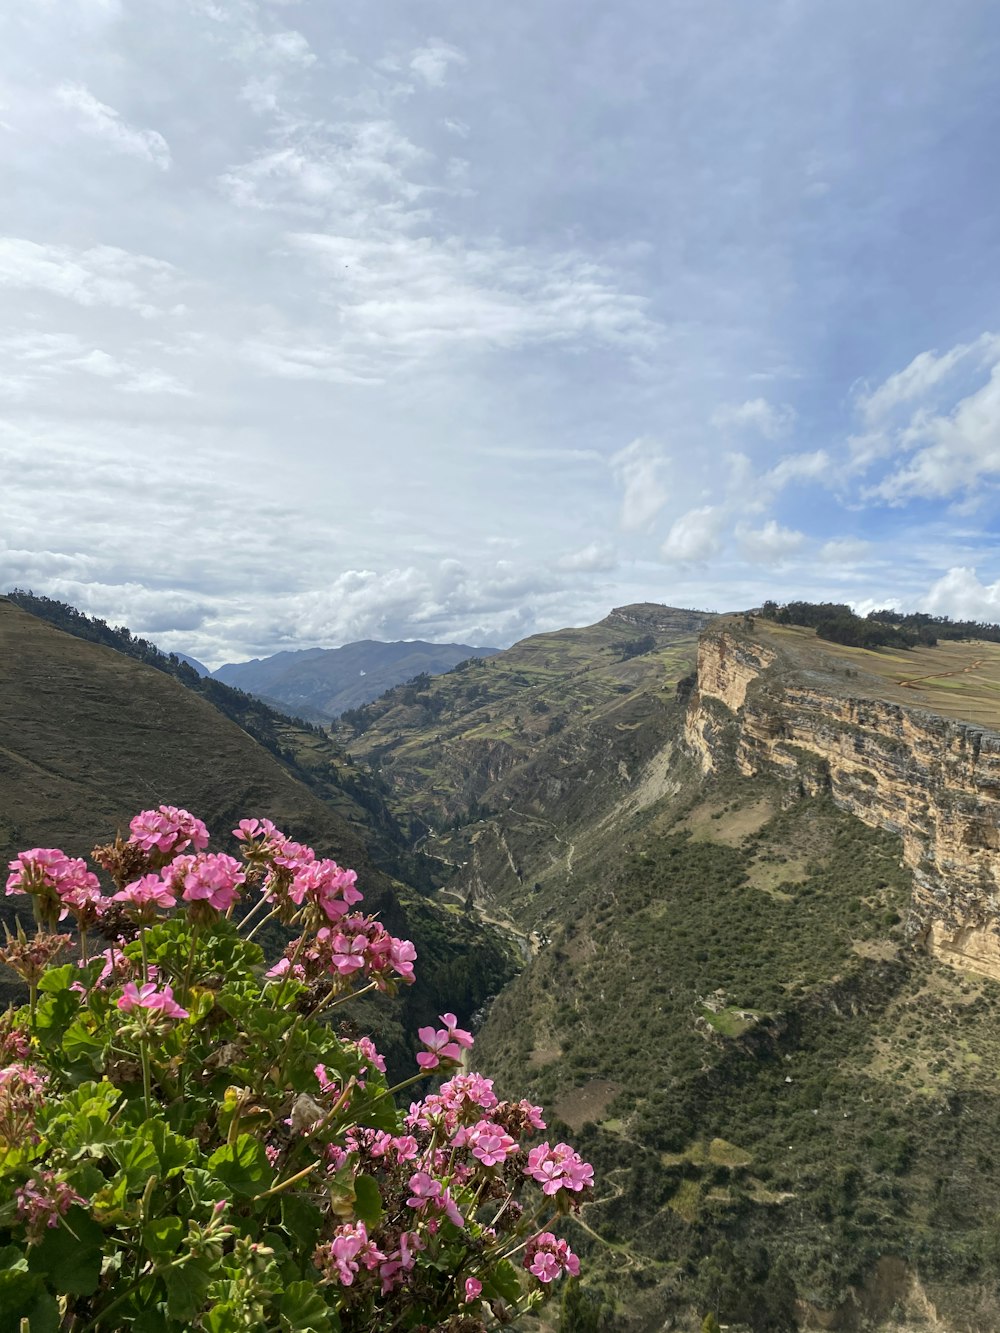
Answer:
(870, 358, 1000, 503)
(0, 332, 190, 396)
(55, 84, 171, 168)
(0, 238, 178, 315)
(611, 438, 670, 533)
(738, 519, 804, 566)
(820, 537, 871, 564)
(922, 567, 1000, 623)
(661, 506, 723, 563)
(856, 335, 1000, 424)
(556, 542, 618, 572)
(285, 232, 656, 370)
(410, 40, 467, 88)
(711, 397, 796, 439)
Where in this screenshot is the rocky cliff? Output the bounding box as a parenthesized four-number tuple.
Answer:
(686, 619, 1000, 980)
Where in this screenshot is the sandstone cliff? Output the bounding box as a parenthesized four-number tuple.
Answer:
(686, 619, 1000, 980)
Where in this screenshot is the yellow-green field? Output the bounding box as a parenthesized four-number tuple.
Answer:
(755, 621, 1000, 729)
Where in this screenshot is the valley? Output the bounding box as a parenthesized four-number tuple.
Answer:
(8, 594, 1000, 1330)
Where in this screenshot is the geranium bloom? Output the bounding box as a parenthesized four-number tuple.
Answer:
(524, 1142, 594, 1195)
(118, 981, 189, 1020)
(314, 1221, 386, 1287)
(288, 859, 363, 921)
(233, 818, 287, 857)
(113, 873, 177, 917)
(416, 1011, 473, 1073)
(523, 1232, 580, 1283)
(6, 851, 101, 924)
(15, 1172, 86, 1243)
(405, 1172, 464, 1227)
(128, 806, 209, 859)
(465, 1277, 483, 1302)
(5, 848, 69, 896)
(459, 1119, 518, 1167)
(166, 853, 245, 912)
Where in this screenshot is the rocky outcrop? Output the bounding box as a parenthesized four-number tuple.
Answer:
(687, 622, 1000, 980)
(600, 603, 715, 636)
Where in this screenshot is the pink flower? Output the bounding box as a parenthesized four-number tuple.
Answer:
(464, 1277, 483, 1303)
(314, 1221, 385, 1287)
(461, 1119, 517, 1168)
(80, 947, 129, 986)
(289, 859, 363, 921)
(405, 1171, 440, 1210)
(233, 818, 287, 856)
(15, 1172, 86, 1243)
(6, 850, 102, 923)
(113, 873, 177, 918)
(265, 957, 305, 982)
(524, 1142, 594, 1195)
(391, 1134, 419, 1163)
(118, 981, 189, 1020)
(439, 1012, 474, 1049)
(416, 1020, 465, 1072)
(5, 848, 69, 897)
(404, 1171, 464, 1227)
(166, 853, 245, 912)
(523, 1232, 580, 1283)
(128, 806, 209, 859)
(353, 1036, 387, 1075)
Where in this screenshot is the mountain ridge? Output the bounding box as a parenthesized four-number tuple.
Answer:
(212, 637, 501, 719)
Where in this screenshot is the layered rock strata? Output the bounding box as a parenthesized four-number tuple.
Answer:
(686, 623, 1000, 980)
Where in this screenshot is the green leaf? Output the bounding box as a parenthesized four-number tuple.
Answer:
(132, 1307, 171, 1333)
(27, 1206, 103, 1296)
(32, 988, 80, 1046)
(117, 1136, 159, 1192)
(281, 1196, 322, 1251)
(37, 962, 78, 995)
(277, 1280, 332, 1331)
(484, 1257, 523, 1306)
(164, 1258, 213, 1323)
(142, 1215, 183, 1259)
(61, 1017, 103, 1068)
(352, 1175, 382, 1227)
(0, 1269, 59, 1332)
(145, 1121, 196, 1179)
(207, 1134, 272, 1197)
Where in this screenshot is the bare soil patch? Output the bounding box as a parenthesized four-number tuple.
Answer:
(552, 1079, 621, 1130)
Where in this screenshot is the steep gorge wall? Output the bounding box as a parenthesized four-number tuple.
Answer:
(686, 625, 1000, 980)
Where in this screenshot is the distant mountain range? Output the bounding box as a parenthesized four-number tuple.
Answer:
(210, 640, 500, 720)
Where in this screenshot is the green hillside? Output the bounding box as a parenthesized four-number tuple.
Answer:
(335, 603, 1000, 1331)
(0, 596, 515, 1065)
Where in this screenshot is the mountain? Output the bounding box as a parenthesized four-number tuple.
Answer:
(14, 589, 1000, 1328)
(174, 651, 210, 676)
(0, 595, 515, 1064)
(212, 639, 500, 720)
(342, 604, 1000, 1332)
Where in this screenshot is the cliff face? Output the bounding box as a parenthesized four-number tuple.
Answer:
(687, 622, 1000, 980)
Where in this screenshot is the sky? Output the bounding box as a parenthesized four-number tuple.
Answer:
(4, 0, 1000, 667)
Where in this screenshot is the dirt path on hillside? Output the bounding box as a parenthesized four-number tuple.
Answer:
(897, 658, 986, 689)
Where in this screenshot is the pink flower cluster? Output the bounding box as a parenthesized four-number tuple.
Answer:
(15, 1171, 86, 1243)
(416, 1012, 474, 1071)
(266, 915, 416, 992)
(524, 1141, 594, 1195)
(405, 1171, 465, 1228)
(128, 806, 209, 860)
(164, 852, 245, 912)
(5, 849, 102, 925)
(118, 981, 189, 1021)
(315, 1225, 424, 1296)
(288, 859, 363, 922)
(523, 1231, 580, 1283)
